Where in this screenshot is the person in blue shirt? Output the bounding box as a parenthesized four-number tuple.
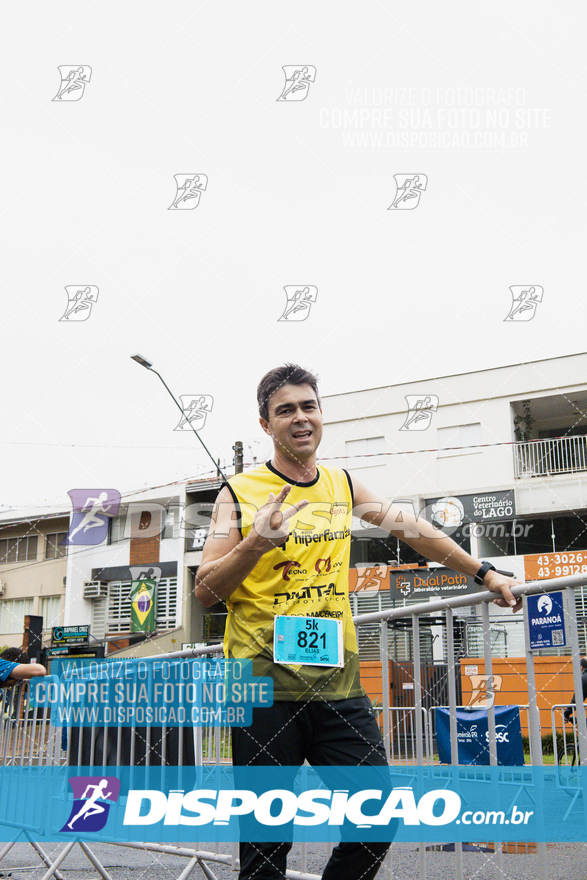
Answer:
(0, 648, 46, 687)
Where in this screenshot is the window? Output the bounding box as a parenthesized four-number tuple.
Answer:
(105, 578, 178, 633)
(437, 423, 481, 458)
(0, 536, 38, 564)
(345, 437, 385, 457)
(476, 514, 587, 558)
(350, 531, 470, 567)
(108, 513, 128, 544)
(0, 598, 34, 634)
(45, 533, 67, 559)
(163, 505, 181, 540)
(40, 596, 62, 629)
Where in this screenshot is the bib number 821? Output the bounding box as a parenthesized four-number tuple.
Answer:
(297, 630, 327, 648)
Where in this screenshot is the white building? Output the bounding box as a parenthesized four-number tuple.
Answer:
(0, 504, 69, 651)
(320, 351, 587, 665)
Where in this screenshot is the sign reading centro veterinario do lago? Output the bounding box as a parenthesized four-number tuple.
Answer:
(426, 491, 515, 528)
(526, 591, 567, 650)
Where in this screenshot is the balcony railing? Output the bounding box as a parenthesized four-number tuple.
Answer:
(514, 435, 587, 478)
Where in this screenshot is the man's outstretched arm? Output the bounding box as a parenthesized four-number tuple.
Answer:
(8, 662, 47, 680)
(351, 478, 523, 611)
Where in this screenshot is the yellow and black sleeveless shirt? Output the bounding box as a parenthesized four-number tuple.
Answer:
(223, 462, 364, 702)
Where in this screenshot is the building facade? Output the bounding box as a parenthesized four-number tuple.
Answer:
(0, 506, 68, 651)
(319, 351, 587, 667)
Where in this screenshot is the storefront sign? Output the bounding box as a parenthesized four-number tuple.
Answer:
(51, 625, 90, 646)
(426, 491, 516, 527)
(527, 591, 566, 650)
(524, 551, 587, 581)
(390, 567, 479, 599)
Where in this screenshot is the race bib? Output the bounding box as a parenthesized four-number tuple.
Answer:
(273, 616, 344, 668)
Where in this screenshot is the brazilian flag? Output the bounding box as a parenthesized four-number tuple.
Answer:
(130, 573, 157, 633)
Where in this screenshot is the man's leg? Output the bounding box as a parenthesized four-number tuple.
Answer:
(308, 696, 393, 880)
(232, 701, 308, 880)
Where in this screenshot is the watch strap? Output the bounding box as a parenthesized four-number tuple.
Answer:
(474, 561, 496, 585)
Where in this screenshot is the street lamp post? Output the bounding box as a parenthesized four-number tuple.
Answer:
(130, 353, 227, 482)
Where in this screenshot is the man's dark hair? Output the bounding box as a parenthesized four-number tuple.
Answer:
(0, 647, 28, 664)
(257, 364, 320, 422)
(581, 657, 587, 670)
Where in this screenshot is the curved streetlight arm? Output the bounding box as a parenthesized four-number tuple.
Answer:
(130, 354, 226, 482)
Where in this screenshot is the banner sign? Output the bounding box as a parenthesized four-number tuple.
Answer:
(30, 657, 273, 727)
(0, 765, 586, 843)
(426, 491, 515, 527)
(524, 552, 587, 582)
(526, 591, 567, 649)
(51, 626, 90, 646)
(435, 706, 525, 766)
(390, 567, 479, 600)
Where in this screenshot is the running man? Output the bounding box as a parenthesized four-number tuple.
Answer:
(62, 287, 93, 321)
(55, 67, 88, 100)
(281, 286, 312, 321)
(68, 491, 114, 542)
(278, 67, 312, 100)
(390, 174, 424, 208)
(177, 396, 208, 429)
(170, 175, 204, 209)
(195, 363, 522, 880)
(67, 779, 112, 829)
(505, 286, 538, 321)
(403, 395, 434, 429)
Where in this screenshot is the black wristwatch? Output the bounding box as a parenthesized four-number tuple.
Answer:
(474, 561, 497, 585)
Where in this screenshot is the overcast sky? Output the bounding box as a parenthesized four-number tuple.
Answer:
(2, 2, 585, 509)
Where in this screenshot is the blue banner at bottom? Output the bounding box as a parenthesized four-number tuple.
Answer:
(1, 766, 587, 843)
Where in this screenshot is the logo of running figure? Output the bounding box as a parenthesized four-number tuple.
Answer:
(59, 286, 99, 322)
(400, 395, 438, 431)
(61, 776, 120, 832)
(278, 286, 318, 322)
(62, 490, 120, 547)
(388, 174, 428, 210)
(466, 674, 503, 709)
(277, 66, 316, 101)
(174, 395, 214, 431)
(52, 66, 92, 101)
(504, 286, 544, 322)
(168, 174, 208, 210)
(354, 564, 388, 592)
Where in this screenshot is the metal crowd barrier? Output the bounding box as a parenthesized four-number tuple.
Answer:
(1, 575, 587, 880)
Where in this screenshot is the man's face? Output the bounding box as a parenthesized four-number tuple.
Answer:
(260, 383, 323, 464)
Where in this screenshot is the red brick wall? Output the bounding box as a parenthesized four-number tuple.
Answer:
(129, 509, 160, 565)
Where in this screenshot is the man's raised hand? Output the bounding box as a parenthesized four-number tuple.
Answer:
(249, 485, 308, 553)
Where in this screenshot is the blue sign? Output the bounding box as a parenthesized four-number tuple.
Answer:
(2, 765, 587, 843)
(435, 706, 525, 766)
(527, 591, 566, 650)
(30, 658, 273, 727)
(273, 615, 343, 667)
